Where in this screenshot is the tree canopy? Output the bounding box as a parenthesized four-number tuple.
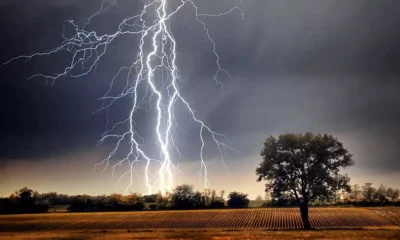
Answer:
(256, 133, 354, 229)
(227, 192, 250, 208)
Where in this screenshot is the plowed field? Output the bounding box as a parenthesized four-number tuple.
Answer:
(0, 208, 398, 231)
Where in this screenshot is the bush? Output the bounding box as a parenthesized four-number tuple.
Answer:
(171, 184, 196, 209)
(209, 201, 225, 209)
(0, 198, 49, 214)
(132, 201, 145, 211)
(227, 192, 249, 208)
(149, 204, 157, 210)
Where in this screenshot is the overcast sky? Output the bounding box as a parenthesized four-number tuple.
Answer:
(0, 0, 399, 198)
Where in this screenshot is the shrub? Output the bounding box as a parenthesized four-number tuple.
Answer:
(227, 192, 249, 208)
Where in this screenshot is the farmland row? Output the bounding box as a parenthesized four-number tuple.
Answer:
(0, 208, 397, 231)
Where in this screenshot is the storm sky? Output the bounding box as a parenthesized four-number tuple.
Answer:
(1, 0, 400, 197)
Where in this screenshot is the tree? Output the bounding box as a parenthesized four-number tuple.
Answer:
(227, 192, 249, 208)
(393, 189, 400, 202)
(171, 184, 195, 209)
(199, 188, 224, 208)
(201, 188, 212, 206)
(256, 133, 353, 229)
(15, 187, 35, 212)
(332, 174, 342, 204)
(211, 190, 217, 203)
(16, 187, 34, 200)
(122, 193, 144, 210)
(85, 198, 94, 211)
(68, 195, 88, 212)
(219, 190, 225, 200)
(192, 191, 203, 208)
(155, 191, 171, 209)
(270, 192, 297, 206)
(374, 184, 388, 203)
(362, 183, 376, 202)
(350, 184, 361, 201)
(41, 192, 59, 207)
(386, 188, 395, 202)
(142, 194, 157, 203)
(209, 199, 225, 208)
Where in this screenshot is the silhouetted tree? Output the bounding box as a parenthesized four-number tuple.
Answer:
(16, 187, 33, 200)
(256, 133, 353, 229)
(107, 193, 123, 210)
(149, 204, 157, 210)
(209, 200, 225, 208)
(85, 198, 94, 211)
(219, 190, 225, 200)
(155, 191, 171, 209)
(171, 184, 195, 209)
(387, 188, 395, 202)
(227, 192, 249, 208)
(68, 195, 88, 212)
(350, 184, 361, 201)
(40, 192, 58, 207)
(362, 183, 376, 202)
(390, 189, 400, 202)
(211, 190, 217, 203)
(0, 187, 49, 213)
(143, 194, 157, 203)
(209, 189, 225, 209)
(192, 191, 203, 208)
(16, 187, 36, 212)
(375, 184, 388, 203)
(118, 193, 144, 211)
(269, 193, 297, 207)
(201, 188, 212, 206)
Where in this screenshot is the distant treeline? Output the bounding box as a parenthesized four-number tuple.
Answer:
(1, 182, 399, 214)
(258, 183, 400, 207)
(0, 185, 250, 214)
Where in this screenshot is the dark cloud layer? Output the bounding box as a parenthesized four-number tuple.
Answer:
(1, 0, 400, 177)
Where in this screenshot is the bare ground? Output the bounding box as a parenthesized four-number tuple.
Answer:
(0, 208, 399, 239)
(1, 229, 400, 240)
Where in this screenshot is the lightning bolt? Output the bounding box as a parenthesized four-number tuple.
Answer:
(1, 0, 243, 194)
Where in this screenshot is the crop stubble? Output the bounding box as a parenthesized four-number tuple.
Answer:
(0, 208, 398, 231)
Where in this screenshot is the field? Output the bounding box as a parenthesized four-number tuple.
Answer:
(0, 208, 399, 239)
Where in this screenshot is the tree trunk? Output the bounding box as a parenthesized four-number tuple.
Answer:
(299, 202, 311, 229)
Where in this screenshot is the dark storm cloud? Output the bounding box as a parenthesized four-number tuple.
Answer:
(0, 0, 145, 159)
(1, 0, 400, 176)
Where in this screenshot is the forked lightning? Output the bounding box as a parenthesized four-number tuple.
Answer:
(1, 0, 243, 194)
